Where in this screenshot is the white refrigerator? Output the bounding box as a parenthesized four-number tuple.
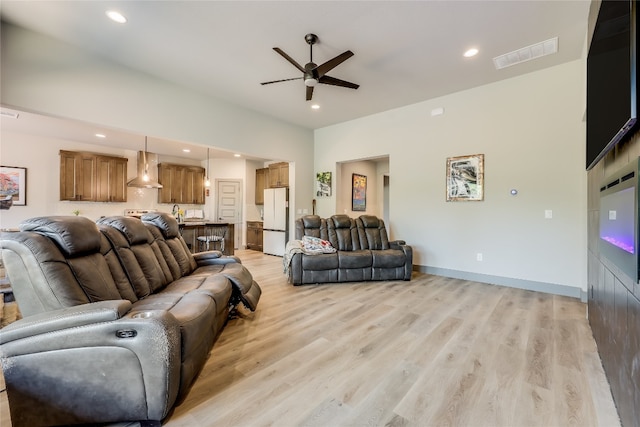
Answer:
(263, 187, 289, 256)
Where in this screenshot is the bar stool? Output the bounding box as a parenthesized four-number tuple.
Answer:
(197, 225, 226, 253)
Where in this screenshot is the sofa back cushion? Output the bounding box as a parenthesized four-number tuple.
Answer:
(97, 216, 173, 298)
(356, 215, 391, 250)
(1, 216, 122, 316)
(327, 215, 360, 251)
(142, 212, 197, 276)
(295, 215, 329, 240)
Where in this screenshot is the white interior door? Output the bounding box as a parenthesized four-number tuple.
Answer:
(216, 180, 242, 250)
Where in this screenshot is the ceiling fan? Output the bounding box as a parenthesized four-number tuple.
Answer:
(261, 33, 359, 101)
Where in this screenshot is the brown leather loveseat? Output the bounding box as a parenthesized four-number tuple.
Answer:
(0, 212, 260, 426)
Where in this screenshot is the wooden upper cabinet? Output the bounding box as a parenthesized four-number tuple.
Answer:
(158, 163, 205, 204)
(60, 150, 127, 202)
(96, 156, 128, 202)
(268, 162, 289, 188)
(255, 168, 267, 204)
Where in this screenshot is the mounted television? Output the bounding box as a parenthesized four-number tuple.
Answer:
(587, 0, 639, 170)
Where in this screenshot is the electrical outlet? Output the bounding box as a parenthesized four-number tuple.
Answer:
(476, 253, 483, 261)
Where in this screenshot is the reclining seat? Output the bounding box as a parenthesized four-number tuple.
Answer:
(328, 214, 373, 282)
(141, 212, 261, 311)
(97, 216, 228, 396)
(290, 215, 338, 284)
(355, 215, 413, 280)
(0, 216, 181, 426)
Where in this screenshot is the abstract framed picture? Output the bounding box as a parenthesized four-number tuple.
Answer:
(446, 154, 484, 201)
(0, 166, 27, 206)
(352, 173, 367, 211)
(316, 171, 332, 197)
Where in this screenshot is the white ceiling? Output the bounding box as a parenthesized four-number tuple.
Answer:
(0, 0, 591, 160)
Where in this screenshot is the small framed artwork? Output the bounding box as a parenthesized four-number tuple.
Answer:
(352, 173, 367, 211)
(316, 171, 332, 197)
(0, 166, 27, 206)
(446, 154, 484, 201)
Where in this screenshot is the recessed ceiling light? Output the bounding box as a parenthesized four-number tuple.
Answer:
(183, 149, 191, 153)
(106, 10, 127, 24)
(234, 154, 241, 158)
(464, 48, 479, 58)
(311, 104, 320, 110)
(95, 133, 106, 138)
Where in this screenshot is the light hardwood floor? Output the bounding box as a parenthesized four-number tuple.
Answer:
(1, 250, 621, 426)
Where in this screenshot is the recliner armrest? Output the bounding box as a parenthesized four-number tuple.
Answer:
(0, 300, 131, 344)
(390, 239, 406, 247)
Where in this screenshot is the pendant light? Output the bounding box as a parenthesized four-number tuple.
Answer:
(204, 147, 211, 187)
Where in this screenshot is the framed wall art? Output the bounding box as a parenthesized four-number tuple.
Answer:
(315, 171, 332, 197)
(446, 154, 484, 201)
(352, 173, 367, 211)
(0, 165, 27, 206)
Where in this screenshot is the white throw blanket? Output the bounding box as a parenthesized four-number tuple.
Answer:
(282, 236, 337, 275)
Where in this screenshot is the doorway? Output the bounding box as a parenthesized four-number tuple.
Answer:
(216, 179, 243, 250)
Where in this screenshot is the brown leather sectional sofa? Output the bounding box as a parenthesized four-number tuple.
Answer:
(0, 212, 260, 426)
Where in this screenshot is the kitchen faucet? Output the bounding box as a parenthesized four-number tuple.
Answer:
(172, 204, 181, 221)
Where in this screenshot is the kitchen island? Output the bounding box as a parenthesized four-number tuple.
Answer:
(179, 221, 234, 255)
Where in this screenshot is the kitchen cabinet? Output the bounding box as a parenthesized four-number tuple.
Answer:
(268, 162, 289, 188)
(246, 221, 263, 251)
(60, 150, 128, 202)
(158, 163, 205, 204)
(255, 168, 268, 204)
(96, 156, 128, 202)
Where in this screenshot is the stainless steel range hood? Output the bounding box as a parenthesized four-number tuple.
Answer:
(127, 151, 163, 188)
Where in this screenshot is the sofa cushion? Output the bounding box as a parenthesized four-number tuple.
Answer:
(14, 217, 123, 306)
(141, 212, 181, 238)
(143, 213, 197, 276)
(371, 249, 406, 268)
(98, 218, 172, 297)
(20, 216, 102, 257)
(338, 250, 372, 268)
(356, 215, 390, 250)
(328, 215, 359, 251)
(295, 215, 329, 240)
(302, 252, 339, 270)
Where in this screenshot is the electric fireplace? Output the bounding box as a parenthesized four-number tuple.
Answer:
(600, 159, 640, 282)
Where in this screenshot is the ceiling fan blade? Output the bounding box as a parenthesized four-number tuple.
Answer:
(261, 77, 303, 85)
(273, 47, 306, 73)
(306, 85, 314, 101)
(318, 75, 359, 90)
(314, 50, 354, 77)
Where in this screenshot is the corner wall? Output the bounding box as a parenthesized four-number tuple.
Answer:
(315, 60, 587, 299)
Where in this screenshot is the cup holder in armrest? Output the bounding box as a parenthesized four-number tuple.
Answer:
(131, 311, 157, 319)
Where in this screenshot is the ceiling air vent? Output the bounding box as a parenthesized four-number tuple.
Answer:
(493, 37, 558, 70)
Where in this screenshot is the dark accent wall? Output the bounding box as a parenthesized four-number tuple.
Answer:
(587, 136, 640, 427)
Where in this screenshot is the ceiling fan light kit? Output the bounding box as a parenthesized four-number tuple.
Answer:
(261, 33, 359, 101)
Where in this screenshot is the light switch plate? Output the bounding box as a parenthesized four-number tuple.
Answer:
(545, 210, 553, 219)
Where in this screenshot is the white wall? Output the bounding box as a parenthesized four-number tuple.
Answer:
(0, 23, 314, 234)
(0, 131, 212, 227)
(315, 60, 588, 296)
